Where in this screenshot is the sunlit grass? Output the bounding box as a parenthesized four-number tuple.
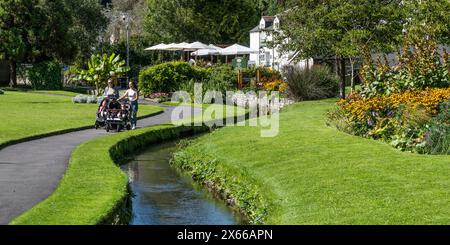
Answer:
(177, 99, 450, 224)
(0, 91, 163, 146)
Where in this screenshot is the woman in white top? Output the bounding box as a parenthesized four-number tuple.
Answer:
(119, 81, 139, 130)
(104, 79, 119, 98)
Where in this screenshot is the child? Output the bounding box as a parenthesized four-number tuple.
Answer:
(119, 103, 130, 119)
(98, 99, 108, 117)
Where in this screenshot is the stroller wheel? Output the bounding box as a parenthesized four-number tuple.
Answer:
(95, 123, 99, 130)
(106, 124, 110, 132)
(126, 124, 131, 131)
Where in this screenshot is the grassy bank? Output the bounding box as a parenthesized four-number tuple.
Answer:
(172, 99, 450, 224)
(11, 104, 247, 225)
(11, 125, 203, 225)
(0, 91, 163, 147)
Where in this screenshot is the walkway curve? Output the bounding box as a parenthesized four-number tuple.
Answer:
(0, 103, 201, 224)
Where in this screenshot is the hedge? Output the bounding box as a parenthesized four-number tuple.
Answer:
(139, 61, 209, 96)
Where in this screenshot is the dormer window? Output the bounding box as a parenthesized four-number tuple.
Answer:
(274, 18, 280, 30)
(260, 19, 266, 29)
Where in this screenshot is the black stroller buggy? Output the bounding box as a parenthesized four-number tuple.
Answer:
(95, 96, 132, 132)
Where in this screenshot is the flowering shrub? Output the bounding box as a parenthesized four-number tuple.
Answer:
(328, 88, 450, 154)
(338, 88, 450, 121)
(263, 79, 288, 92)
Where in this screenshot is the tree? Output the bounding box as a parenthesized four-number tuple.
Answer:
(75, 53, 130, 95)
(144, 0, 260, 44)
(401, 0, 450, 45)
(256, 0, 285, 16)
(277, 0, 404, 98)
(0, 0, 36, 87)
(0, 0, 106, 87)
(66, 0, 108, 64)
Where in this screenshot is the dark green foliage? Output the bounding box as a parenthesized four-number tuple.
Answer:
(66, 0, 108, 64)
(144, 0, 260, 44)
(139, 62, 208, 95)
(285, 65, 339, 101)
(27, 61, 63, 90)
(0, 0, 106, 86)
(191, 64, 237, 98)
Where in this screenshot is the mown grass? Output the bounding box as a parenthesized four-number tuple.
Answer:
(0, 91, 163, 146)
(28, 90, 82, 97)
(11, 125, 179, 225)
(173, 99, 450, 224)
(11, 104, 246, 225)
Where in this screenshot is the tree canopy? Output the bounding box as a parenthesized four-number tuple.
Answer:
(0, 0, 106, 86)
(276, 0, 449, 98)
(144, 0, 281, 44)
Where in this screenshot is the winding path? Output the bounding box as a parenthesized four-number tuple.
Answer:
(0, 103, 201, 224)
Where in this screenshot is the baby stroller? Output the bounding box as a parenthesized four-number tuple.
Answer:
(95, 96, 132, 132)
(95, 97, 109, 130)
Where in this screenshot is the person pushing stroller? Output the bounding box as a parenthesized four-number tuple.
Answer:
(118, 81, 139, 130)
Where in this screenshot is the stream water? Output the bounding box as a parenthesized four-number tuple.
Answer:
(121, 140, 241, 225)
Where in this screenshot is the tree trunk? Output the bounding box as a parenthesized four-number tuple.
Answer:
(9, 60, 17, 88)
(349, 57, 355, 93)
(339, 57, 346, 99)
(334, 55, 339, 77)
(95, 82, 99, 96)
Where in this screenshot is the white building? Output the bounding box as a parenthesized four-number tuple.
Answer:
(249, 16, 312, 71)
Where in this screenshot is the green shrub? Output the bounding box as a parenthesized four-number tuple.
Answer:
(178, 65, 237, 102)
(27, 61, 63, 90)
(206, 64, 237, 90)
(420, 102, 450, 155)
(242, 66, 281, 79)
(284, 65, 339, 101)
(139, 61, 208, 95)
(421, 123, 450, 155)
(0, 89, 4, 95)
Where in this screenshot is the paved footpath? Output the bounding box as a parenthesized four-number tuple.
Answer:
(0, 103, 201, 224)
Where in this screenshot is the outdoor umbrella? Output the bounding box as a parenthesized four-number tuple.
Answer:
(191, 48, 220, 56)
(144, 43, 167, 51)
(185, 41, 210, 51)
(220, 44, 258, 56)
(219, 44, 258, 63)
(164, 42, 190, 51)
(208, 44, 223, 51)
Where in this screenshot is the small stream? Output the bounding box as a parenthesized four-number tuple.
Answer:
(121, 140, 241, 225)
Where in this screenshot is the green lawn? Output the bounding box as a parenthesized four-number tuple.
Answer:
(28, 90, 83, 97)
(11, 103, 245, 225)
(174, 99, 450, 224)
(0, 91, 163, 146)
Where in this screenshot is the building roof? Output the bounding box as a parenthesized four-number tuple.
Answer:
(250, 25, 274, 33)
(250, 25, 260, 33)
(250, 15, 277, 33)
(262, 16, 276, 22)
